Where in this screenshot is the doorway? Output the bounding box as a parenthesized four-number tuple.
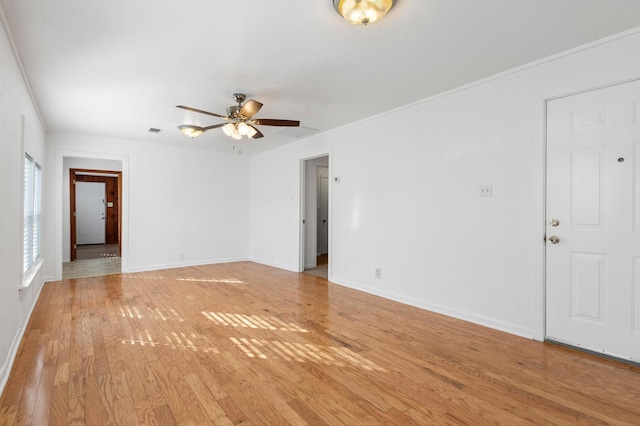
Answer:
(545, 79, 640, 362)
(65, 168, 122, 279)
(301, 155, 330, 278)
(70, 169, 122, 261)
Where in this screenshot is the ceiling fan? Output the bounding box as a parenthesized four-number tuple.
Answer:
(177, 93, 300, 140)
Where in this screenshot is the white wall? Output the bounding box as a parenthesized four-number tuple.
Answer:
(0, 17, 48, 392)
(45, 133, 251, 279)
(249, 29, 640, 340)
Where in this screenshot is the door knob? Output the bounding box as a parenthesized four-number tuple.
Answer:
(549, 218, 560, 227)
(548, 235, 560, 244)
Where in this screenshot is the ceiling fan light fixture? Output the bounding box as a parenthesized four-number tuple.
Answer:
(178, 125, 204, 138)
(237, 122, 250, 136)
(231, 128, 242, 140)
(177, 93, 300, 142)
(246, 126, 258, 139)
(222, 122, 235, 137)
(333, 0, 394, 25)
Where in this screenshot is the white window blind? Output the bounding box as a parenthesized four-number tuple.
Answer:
(24, 154, 42, 273)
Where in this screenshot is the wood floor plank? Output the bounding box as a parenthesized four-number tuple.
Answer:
(144, 359, 187, 423)
(1, 262, 639, 425)
(213, 416, 235, 426)
(152, 405, 176, 426)
(48, 384, 68, 426)
(215, 396, 248, 425)
(53, 362, 69, 387)
(1, 330, 41, 408)
(68, 369, 84, 400)
(97, 374, 123, 425)
(132, 398, 159, 426)
(183, 373, 226, 421)
(83, 376, 104, 426)
(0, 405, 18, 426)
(66, 395, 85, 426)
(113, 395, 139, 426)
(31, 365, 56, 425)
(15, 331, 47, 424)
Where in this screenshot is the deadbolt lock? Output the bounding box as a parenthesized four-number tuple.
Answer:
(549, 218, 560, 227)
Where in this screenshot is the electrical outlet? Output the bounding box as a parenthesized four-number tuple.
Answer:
(180, 252, 185, 261)
(375, 267, 382, 279)
(480, 184, 492, 197)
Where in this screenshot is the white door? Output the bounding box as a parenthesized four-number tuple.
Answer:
(317, 166, 329, 255)
(546, 79, 640, 362)
(76, 181, 106, 245)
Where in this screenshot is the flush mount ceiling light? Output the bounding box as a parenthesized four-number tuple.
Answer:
(333, 0, 394, 26)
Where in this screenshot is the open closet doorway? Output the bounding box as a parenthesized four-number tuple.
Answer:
(300, 155, 330, 279)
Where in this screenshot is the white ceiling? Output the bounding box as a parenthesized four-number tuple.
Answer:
(2, 1, 640, 155)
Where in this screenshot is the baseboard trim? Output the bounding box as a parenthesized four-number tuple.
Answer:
(249, 257, 299, 273)
(0, 329, 23, 398)
(330, 275, 534, 340)
(125, 257, 249, 274)
(0, 278, 46, 397)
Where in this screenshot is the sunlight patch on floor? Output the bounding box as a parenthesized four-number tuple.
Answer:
(118, 306, 184, 322)
(176, 277, 244, 284)
(120, 329, 220, 354)
(202, 312, 308, 332)
(229, 337, 387, 372)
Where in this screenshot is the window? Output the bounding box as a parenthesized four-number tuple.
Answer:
(24, 153, 42, 274)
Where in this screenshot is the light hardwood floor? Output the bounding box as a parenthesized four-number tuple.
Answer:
(1, 261, 639, 425)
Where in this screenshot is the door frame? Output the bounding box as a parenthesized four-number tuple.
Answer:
(299, 154, 331, 274)
(70, 168, 122, 261)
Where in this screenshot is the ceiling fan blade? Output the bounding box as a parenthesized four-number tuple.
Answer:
(176, 105, 226, 118)
(239, 99, 263, 119)
(253, 119, 300, 127)
(201, 123, 226, 131)
(248, 124, 264, 139)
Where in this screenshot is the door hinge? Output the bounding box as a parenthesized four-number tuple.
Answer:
(74, 244, 76, 249)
